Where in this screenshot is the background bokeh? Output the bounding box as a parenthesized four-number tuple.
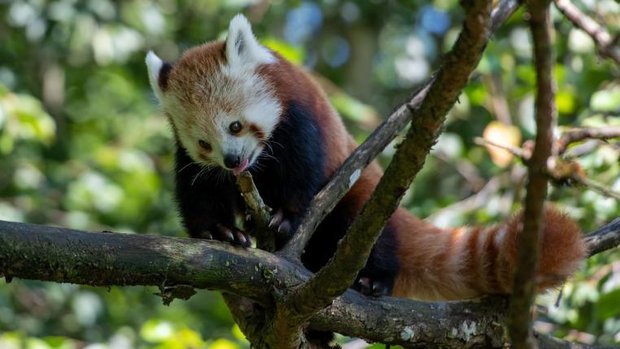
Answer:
(0, 0, 619, 347)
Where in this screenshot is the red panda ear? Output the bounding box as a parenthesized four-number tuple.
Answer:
(225, 14, 275, 69)
(145, 51, 172, 100)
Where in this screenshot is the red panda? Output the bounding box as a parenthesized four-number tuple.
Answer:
(145, 14, 586, 301)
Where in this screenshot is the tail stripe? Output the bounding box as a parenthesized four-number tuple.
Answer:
(474, 227, 490, 292)
(494, 226, 511, 293)
(433, 229, 456, 289)
(482, 226, 502, 293)
(465, 227, 484, 293)
(450, 228, 470, 287)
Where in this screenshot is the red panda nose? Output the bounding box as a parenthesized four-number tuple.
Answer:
(223, 154, 241, 169)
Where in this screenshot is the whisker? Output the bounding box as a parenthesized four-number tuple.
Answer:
(267, 140, 285, 152)
(191, 166, 208, 186)
(259, 152, 279, 163)
(177, 161, 198, 174)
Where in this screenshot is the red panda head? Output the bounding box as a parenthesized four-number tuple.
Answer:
(146, 14, 282, 175)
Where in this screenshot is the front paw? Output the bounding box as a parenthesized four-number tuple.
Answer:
(209, 224, 252, 248)
(356, 276, 391, 297)
(269, 209, 293, 238)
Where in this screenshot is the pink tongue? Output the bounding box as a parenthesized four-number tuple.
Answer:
(232, 158, 250, 176)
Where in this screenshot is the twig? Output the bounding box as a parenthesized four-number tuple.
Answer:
(434, 150, 486, 191)
(509, 1, 556, 348)
(475, 136, 527, 158)
(553, 0, 620, 65)
(477, 137, 620, 200)
(577, 176, 620, 201)
(280, 0, 521, 259)
(557, 126, 620, 154)
(280, 0, 494, 338)
(235, 172, 274, 251)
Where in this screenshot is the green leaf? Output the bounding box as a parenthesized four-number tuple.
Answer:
(591, 87, 620, 112)
(262, 38, 305, 65)
(595, 288, 620, 321)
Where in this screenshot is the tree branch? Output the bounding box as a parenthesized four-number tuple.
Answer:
(584, 217, 620, 257)
(281, 0, 521, 259)
(509, 1, 556, 348)
(236, 172, 274, 251)
(553, 0, 620, 65)
(556, 127, 620, 154)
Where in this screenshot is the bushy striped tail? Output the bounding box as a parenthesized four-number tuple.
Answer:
(391, 206, 586, 301)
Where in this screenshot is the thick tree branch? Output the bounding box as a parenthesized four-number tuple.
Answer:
(509, 1, 556, 348)
(1, 219, 617, 347)
(584, 217, 620, 257)
(553, 0, 620, 65)
(281, 0, 520, 258)
(0, 221, 292, 305)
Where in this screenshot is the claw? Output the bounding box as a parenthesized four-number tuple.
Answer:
(226, 230, 235, 242)
(269, 209, 284, 228)
(234, 231, 248, 247)
(356, 276, 389, 297)
(212, 224, 251, 248)
(277, 219, 292, 236)
(269, 209, 293, 239)
(358, 277, 372, 290)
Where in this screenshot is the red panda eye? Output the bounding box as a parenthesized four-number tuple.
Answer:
(229, 121, 242, 135)
(198, 140, 212, 152)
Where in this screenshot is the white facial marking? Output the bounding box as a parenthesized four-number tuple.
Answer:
(148, 14, 282, 172)
(239, 75, 281, 136)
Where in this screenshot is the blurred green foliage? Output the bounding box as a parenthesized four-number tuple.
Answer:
(0, 0, 618, 347)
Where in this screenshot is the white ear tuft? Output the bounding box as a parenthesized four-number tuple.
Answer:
(146, 51, 164, 99)
(226, 14, 275, 69)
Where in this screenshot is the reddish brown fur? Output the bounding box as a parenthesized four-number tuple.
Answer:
(391, 206, 586, 300)
(167, 42, 228, 106)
